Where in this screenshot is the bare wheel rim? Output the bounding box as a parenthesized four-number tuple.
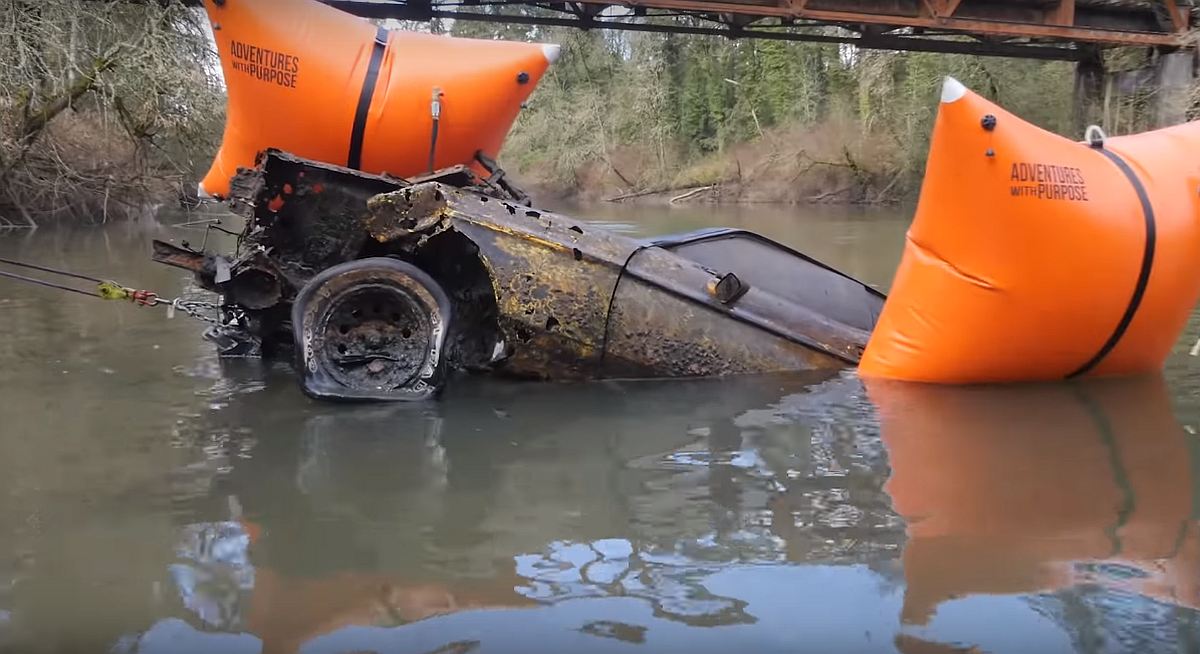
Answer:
(315, 283, 434, 391)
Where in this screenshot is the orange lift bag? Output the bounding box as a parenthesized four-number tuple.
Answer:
(860, 78, 1200, 383)
(199, 0, 559, 198)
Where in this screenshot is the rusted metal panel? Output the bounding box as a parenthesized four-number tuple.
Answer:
(693, 0, 1187, 44)
(920, 0, 965, 18)
(601, 244, 871, 377)
(451, 219, 621, 379)
(367, 182, 880, 380)
(600, 273, 856, 378)
(152, 240, 210, 277)
(1164, 0, 1190, 32)
(370, 185, 640, 378)
(233, 151, 401, 276)
(1051, 0, 1077, 26)
(651, 229, 883, 333)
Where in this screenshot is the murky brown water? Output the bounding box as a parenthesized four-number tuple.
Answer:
(2, 201, 1200, 654)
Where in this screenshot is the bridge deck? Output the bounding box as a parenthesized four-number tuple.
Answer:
(328, 0, 1197, 59)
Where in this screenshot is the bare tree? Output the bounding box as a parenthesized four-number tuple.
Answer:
(0, 0, 223, 227)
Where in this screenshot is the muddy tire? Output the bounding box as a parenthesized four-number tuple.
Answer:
(292, 257, 451, 401)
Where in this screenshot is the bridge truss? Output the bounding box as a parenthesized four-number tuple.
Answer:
(326, 0, 1197, 60)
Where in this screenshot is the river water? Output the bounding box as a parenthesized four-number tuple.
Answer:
(2, 201, 1200, 654)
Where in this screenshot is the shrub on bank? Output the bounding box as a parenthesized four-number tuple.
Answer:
(0, 1, 222, 226)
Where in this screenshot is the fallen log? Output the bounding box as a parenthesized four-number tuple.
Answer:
(808, 186, 851, 203)
(669, 185, 716, 204)
(605, 179, 733, 203)
(605, 187, 675, 202)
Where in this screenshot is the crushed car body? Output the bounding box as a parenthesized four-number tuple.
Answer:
(153, 150, 884, 401)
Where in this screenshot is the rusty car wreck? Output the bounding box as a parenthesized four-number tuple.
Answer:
(153, 150, 884, 401)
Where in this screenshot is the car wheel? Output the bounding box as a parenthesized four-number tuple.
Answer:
(291, 257, 451, 401)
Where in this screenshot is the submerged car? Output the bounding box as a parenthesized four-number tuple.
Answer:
(154, 150, 884, 401)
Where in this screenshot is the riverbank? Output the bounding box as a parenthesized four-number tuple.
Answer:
(491, 31, 1081, 207)
(512, 115, 916, 207)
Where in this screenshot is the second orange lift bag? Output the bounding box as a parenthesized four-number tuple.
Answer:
(198, 0, 558, 199)
(860, 78, 1200, 383)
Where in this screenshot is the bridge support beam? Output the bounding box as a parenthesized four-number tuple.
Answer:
(1155, 51, 1196, 127)
(1092, 50, 1197, 133)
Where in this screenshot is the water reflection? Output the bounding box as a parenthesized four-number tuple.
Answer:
(127, 372, 841, 654)
(867, 376, 1200, 653)
(3, 217, 1199, 654)
(88, 371, 1200, 653)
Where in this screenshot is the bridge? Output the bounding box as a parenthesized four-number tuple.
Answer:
(326, 0, 1199, 60)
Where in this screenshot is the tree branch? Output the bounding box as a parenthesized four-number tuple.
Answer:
(19, 53, 117, 143)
